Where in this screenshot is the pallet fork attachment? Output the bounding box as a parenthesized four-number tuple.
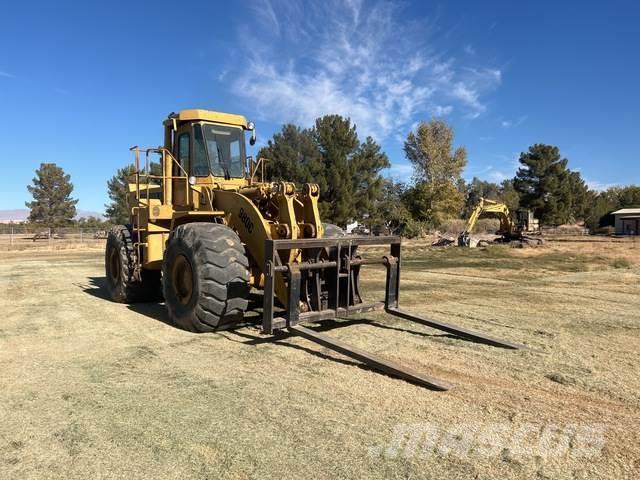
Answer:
(262, 236, 526, 391)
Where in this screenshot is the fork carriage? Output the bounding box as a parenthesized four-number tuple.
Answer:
(261, 235, 525, 391)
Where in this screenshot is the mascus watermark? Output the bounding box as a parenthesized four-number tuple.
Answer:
(368, 423, 606, 460)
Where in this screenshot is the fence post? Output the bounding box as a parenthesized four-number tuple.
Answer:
(10, 226, 13, 246)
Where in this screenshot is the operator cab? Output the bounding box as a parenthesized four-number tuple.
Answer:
(163, 109, 256, 206)
(164, 109, 256, 182)
(177, 122, 246, 179)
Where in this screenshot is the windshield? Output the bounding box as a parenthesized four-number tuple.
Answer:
(195, 123, 245, 178)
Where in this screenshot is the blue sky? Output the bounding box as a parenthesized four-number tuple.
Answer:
(1, 0, 638, 213)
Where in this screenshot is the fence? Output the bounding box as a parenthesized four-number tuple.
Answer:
(0, 225, 108, 251)
(540, 225, 590, 236)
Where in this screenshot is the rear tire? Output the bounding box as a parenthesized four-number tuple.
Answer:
(162, 223, 250, 332)
(105, 225, 162, 303)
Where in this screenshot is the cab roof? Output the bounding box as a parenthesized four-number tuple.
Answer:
(164, 109, 249, 129)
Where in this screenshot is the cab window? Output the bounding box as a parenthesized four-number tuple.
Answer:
(202, 124, 245, 178)
(178, 133, 190, 174)
(192, 124, 210, 176)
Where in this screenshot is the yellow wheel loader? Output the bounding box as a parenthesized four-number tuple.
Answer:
(105, 109, 525, 390)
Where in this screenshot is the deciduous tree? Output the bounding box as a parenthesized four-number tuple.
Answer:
(403, 120, 467, 227)
(584, 185, 640, 230)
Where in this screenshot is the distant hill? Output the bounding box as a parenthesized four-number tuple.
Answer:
(0, 209, 105, 223)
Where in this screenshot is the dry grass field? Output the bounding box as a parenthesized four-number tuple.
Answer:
(0, 237, 638, 479)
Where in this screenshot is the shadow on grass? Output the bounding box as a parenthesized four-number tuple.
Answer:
(79, 277, 455, 381)
(80, 276, 175, 328)
(225, 328, 368, 370)
(226, 317, 453, 345)
(80, 279, 450, 340)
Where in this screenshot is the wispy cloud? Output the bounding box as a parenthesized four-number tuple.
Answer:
(501, 115, 527, 128)
(0, 71, 16, 79)
(230, 0, 502, 141)
(463, 152, 521, 183)
(251, 0, 281, 36)
(486, 170, 509, 182)
(384, 162, 413, 181)
(466, 164, 495, 176)
(585, 179, 619, 192)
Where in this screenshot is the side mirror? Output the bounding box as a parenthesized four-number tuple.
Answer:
(247, 121, 256, 146)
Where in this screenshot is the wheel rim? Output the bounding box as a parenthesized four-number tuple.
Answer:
(108, 247, 121, 284)
(171, 254, 194, 305)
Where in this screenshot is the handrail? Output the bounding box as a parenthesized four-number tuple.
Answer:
(250, 157, 268, 184)
(129, 146, 194, 275)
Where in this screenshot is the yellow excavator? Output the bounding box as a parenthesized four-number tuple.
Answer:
(458, 198, 542, 247)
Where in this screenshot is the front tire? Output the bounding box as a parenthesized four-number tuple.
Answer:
(162, 223, 250, 332)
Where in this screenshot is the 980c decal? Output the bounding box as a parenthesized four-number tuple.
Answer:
(238, 208, 254, 234)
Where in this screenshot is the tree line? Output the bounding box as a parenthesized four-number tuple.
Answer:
(258, 116, 639, 235)
(23, 116, 640, 235)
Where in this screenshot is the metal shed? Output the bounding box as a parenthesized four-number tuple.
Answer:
(612, 208, 640, 235)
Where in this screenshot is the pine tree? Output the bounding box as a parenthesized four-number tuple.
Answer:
(498, 179, 521, 213)
(313, 115, 359, 226)
(105, 162, 161, 225)
(348, 136, 390, 222)
(566, 171, 590, 221)
(260, 124, 325, 190)
(105, 164, 136, 225)
(513, 144, 588, 225)
(259, 115, 389, 227)
(26, 163, 78, 230)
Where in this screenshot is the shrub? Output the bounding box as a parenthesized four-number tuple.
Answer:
(437, 218, 500, 235)
(437, 219, 466, 235)
(593, 225, 615, 235)
(611, 258, 632, 269)
(398, 219, 428, 239)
